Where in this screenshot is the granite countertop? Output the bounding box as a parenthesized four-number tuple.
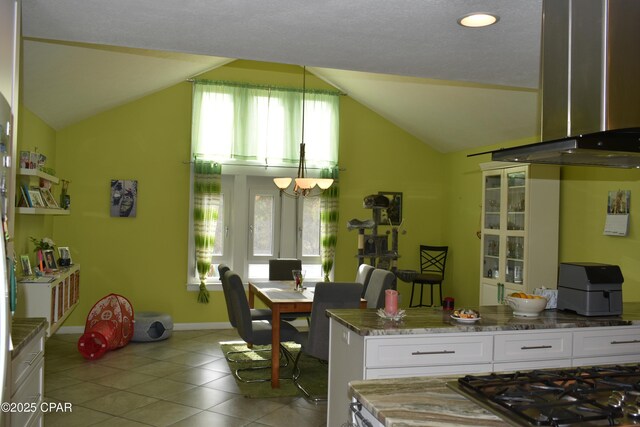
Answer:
(350, 376, 505, 426)
(11, 317, 47, 359)
(328, 302, 640, 336)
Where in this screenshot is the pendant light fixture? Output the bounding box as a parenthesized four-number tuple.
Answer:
(273, 66, 333, 197)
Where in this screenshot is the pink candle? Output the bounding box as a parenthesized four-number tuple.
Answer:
(385, 289, 398, 315)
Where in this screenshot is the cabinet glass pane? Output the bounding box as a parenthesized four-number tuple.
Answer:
(507, 171, 525, 230)
(506, 236, 524, 285)
(484, 175, 501, 230)
(482, 234, 500, 279)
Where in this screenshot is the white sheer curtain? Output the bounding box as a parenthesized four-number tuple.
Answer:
(192, 81, 339, 167)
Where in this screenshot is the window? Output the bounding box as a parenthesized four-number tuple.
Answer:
(189, 79, 339, 286)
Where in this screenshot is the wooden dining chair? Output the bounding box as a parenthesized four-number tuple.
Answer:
(409, 245, 448, 307)
(364, 269, 396, 309)
(292, 282, 363, 401)
(225, 271, 298, 382)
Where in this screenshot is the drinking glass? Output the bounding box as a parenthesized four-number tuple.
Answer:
(292, 269, 305, 290)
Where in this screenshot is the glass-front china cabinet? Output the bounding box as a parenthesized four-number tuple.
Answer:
(479, 162, 560, 305)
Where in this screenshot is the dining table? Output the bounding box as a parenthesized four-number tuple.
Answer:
(248, 280, 366, 388)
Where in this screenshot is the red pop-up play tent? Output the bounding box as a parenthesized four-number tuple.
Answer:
(77, 293, 134, 360)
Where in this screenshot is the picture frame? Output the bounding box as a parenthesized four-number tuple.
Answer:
(19, 151, 30, 169)
(58, 246, 72, 265)
(378, 191, 403, 226)
(110, 179, 138, 218)
(40, 188, 59, 208)
(19, 255, 32, 275)
(29, 152, 39, 170)
(28, 189, 46, 208)
(43, 249, 57, 270)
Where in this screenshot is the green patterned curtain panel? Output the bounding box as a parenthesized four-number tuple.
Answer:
(193, 160, 222, 303)
(320, 167, 339, 281)
(191, 80, 339, 167)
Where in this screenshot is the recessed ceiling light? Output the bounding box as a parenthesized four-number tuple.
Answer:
(458, 13, 499, 28)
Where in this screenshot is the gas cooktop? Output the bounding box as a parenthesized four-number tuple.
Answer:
(451, 364, 640, 426)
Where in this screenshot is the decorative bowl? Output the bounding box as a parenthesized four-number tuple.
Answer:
(505, 295, 548, 317)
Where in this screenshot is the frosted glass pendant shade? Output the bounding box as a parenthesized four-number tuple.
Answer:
(273, 177, 292, 189)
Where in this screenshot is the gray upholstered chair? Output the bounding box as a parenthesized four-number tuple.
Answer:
(292, 282, 363, 401)
(219, 266, 271, 363)
(220, 265, 271, 327)
(355, 264, 375, 298)
(225, 271, 299, 382)
(268, 258, 302, 280)
(363, 269, 396, 309)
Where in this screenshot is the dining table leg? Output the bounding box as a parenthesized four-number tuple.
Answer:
(248, 285, 255, 308)
(270, 304, 281, 388)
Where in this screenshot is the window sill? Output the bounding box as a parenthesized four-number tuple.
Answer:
(186, 283, 223, 292)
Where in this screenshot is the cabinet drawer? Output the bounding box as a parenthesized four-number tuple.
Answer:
(10, 331, 44, 393)
(365, 335, 493, 368)
(573, 327, 640, 357)
(366, 363, 493, 380)
(494, 358, 571, 373)
(10, 358, 44, 427)
(494, 331, 572, 362)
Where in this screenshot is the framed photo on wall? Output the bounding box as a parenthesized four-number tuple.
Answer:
(378, 191, 403, 226)
(110, 179, 138, 218)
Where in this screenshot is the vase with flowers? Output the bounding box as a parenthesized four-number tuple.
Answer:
(29, 237, 55, 273)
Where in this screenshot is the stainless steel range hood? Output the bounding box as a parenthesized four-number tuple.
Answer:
(492, 0, 640, 168)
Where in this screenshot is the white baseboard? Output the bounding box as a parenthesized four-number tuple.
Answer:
(54, 319, 307, 335)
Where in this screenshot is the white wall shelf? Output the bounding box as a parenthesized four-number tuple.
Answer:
(17, 167, 59, 184)
(15, 207, 70, 216)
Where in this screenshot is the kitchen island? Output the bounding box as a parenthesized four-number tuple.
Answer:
(327, 303, 640, 427)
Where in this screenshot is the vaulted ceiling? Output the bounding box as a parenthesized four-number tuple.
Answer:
(21, 0, 543, 153)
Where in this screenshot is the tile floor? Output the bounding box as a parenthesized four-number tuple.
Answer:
(44, 329, 327, 426)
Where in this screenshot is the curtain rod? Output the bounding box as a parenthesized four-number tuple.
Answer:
(186, 78, 346, 96)
(183, 159, 345, 171)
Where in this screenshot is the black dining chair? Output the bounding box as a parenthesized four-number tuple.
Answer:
(225, 271, 299, 382)
(409, 245, 449, 307)
(268, 258, 302, 280)
(363, 269, 396, 309)
(355, 264, 375, 298)
(292, 282, 363, 401)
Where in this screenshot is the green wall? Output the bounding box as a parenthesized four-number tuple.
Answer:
(17, 59, 640, 327)
(20, 60, 446, 326)
(443, 141, 640, 307)
(15, 106, 57, 259)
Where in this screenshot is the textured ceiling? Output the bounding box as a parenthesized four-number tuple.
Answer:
(20, 0, 543, 152)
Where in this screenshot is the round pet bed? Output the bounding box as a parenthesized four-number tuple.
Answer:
(132, 312, 173, 342)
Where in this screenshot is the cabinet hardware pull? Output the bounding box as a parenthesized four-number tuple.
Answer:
(350, 402, 373, 427)
(411, 350, 455, 355)
(520, 345, 552, 350)
(611, 340, 640, 345)
(24, 350, 42, 365)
